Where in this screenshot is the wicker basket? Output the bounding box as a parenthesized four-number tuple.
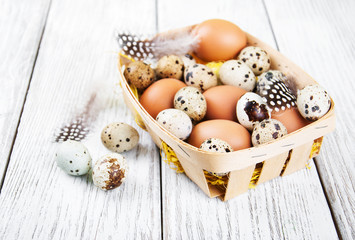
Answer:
(117, 30, 335, 201)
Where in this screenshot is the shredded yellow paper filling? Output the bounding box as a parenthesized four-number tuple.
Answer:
(160, 141, 185, 173)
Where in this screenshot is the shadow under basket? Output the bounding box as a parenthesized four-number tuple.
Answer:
(117, 31, 335, 201)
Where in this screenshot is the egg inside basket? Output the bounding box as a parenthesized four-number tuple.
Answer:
(117, 20, 335, 201)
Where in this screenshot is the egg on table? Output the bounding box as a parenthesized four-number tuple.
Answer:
(92, 153, 128, 191)
(237, 46, 271, 75)
(219, 60, 256, 91)
(101, 122, 139, 153)
(174, 86, 207, 123)
(139, 78, 186, 119)
(55, 140, 92, 176)
(156, 108, 193, 140)
(193, 19, 247, 61)
(296, 84, 331, 121)
(184, 64, 217, 92)
(236, 92, 271, 131)
(251, 119, 288, 146)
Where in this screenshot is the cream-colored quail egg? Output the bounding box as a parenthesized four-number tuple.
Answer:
(184, 64, 218, 92)
(174, 86, 207, 123)
(156, 109, 192, 140)
(180, 53, 196, 67)
(156, 55, 184, 80)
(55, 140, 91, 176)
(238, 46, 271, 75)
(92, 153, 128, 191)
(101, 122, 139, 153)
(237, 92, 271, 131)
(297, 84, 331, 121)
(124, 61, 155, 91)
(252, 119, 287, 146)
(219, 60, 256, 91)
(200, 138, 233, 153)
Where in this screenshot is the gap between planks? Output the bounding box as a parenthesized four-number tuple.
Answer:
(0, 0, 53, 193)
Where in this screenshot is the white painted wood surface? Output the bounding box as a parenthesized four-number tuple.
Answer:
(265, 0, 355, 238)
(0, 0, 353, 239)
(0, 0, 51, 184)
(0, 0, 161, 239)
(158, 0, 338, 239)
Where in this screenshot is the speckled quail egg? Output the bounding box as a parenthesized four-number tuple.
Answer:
(156, 109, 192, 140)
(156, 55, 184, 80)
(101, 122, 139, 153)
(184, 64, 218, 92)
(55, 140, 91, 176)
(92, 153, 128, 191)
(237, 92, 271, 131)
(297, 84, 331, 121)
(124, 61, 155, 91)
(219, 60, 256, 91)
(256, 70, 297, 112)
(174, 86, 207, 123)
(180, 53, 196, 67)
(252, 119, 287, 146)
(238, 46, 271, 75)
(200, 138, 233, 153)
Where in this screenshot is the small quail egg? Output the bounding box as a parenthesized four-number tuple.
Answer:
(180, 53, 196, 67)
(124, 61, 155, 91)
(200, 138, 233, 153)
(156, 109, 192, 140)
(92, 153, 128, 191)
(174, 86, 207, 123)
(184, 64, 218, 92)
(238, 46, 271, 75)
(101, 122, 139, 153)
(156, 55, 184, 80)
(219, 60, 256, 91)
(55, 140, 91, 176)
(297, 84, 331, 121)
(252, 119, 287, 146)
(237, 92, 271, 131)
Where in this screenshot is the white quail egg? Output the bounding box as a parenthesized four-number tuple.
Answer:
(156, 109, 192, 140)
(238, 46, 271, 75)
(219, 60, 256, 91)
(252, 119, 287, 146)
(174, 86, 207, 123)
(200, 138, 233, 153)
(184, 64, 218, 92)
(92, 153, 128, 191)
(156, 55, 184, 80)
(55, 140, 91, 176)
(101, 122, 139, 153)
(236, 92, 271, 131)
(180, 53, 196, 67)
(297, 84, 331, 121)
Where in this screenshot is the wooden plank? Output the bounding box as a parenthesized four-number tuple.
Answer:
(0, 0, 161, 239)
(158, 0, 338, 239)
(265, 0, 355, 238)
(257, 151, 289, 185)
(0, 0, 51, 185)
(282, 141, 313, 176)
(224, 165, 255, 201)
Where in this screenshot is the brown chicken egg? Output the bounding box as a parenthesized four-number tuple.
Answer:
(203, 85, 247, 121)
(188, 119, 251, 151)
(139, 78, 186, 119)
(193, 19, 247, 62)
(272, 107, 310, 133)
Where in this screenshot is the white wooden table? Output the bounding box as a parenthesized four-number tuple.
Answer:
(0, 0, 354, 239)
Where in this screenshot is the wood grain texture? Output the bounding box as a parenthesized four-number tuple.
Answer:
(0, 0, 51, 185)
(0, 0, 161, 239)
(158, 0, 338, 239)
(265, 0, 355, 238)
